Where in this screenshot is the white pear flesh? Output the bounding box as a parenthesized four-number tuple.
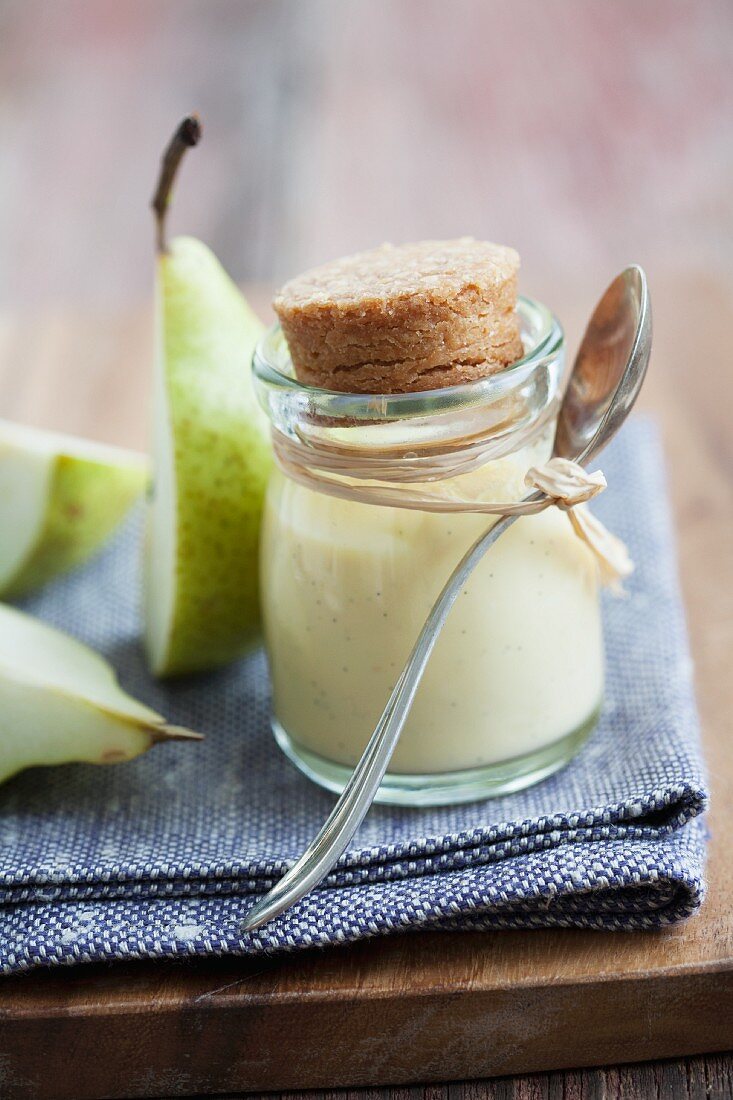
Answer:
(0, 603, 200, 785)
(0, 419, 148, 598)
(145, 236, 272, 678)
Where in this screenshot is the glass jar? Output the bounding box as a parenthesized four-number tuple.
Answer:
(252, 298, 603, 806)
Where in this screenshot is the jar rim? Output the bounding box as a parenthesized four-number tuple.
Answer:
(253, 295, 563, 424)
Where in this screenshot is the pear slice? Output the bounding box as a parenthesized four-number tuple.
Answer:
(0, 603, 201, 785)
(144, 117, 272, 677)
(0, 419, 148, 598)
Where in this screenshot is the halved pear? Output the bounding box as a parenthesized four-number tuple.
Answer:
(0, 419, 148, 598)
(144, 117, 272, 677)
(0, 603, 201, 785)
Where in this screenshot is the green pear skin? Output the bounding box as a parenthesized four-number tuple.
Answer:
(0, 421, 148, 599)
(145, 236, 272, 677)
(3, 452, 147, 598)
(0, 603, 200, 785)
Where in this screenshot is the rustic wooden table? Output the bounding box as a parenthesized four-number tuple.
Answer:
(0, 2, 731, 1097)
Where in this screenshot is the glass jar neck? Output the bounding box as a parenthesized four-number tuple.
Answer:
(252, 296, 565, 498)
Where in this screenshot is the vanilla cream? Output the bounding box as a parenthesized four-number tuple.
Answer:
(260, 432, 603, 780)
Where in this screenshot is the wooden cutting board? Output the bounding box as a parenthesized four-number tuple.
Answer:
(0, 278, 731, 1100)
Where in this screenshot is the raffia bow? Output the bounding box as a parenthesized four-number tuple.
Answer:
(273, 432, 633, 591)
(523, 458, 633, 592)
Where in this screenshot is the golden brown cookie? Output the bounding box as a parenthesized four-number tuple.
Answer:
(273, 238, 523, 394)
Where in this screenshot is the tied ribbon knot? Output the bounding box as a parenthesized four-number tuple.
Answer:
(523, 458, 634, 592)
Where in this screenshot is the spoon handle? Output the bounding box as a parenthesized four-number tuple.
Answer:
(241, 507, 530, 933)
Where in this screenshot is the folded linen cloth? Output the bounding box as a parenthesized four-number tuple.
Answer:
(0, 419, 708, 973)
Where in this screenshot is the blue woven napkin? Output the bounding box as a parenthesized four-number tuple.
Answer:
(0, 419, 708, 974)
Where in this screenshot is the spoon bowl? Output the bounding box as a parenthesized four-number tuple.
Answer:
(241, 266, 652, 934)
(555, 265, 651, 465)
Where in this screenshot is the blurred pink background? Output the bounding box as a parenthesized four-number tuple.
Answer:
(1, 14, 731, 1096)
(1, 0, 731, 314)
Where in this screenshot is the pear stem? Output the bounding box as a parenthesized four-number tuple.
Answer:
(150, 723, 205, 744)
(151, 115, 202, 254)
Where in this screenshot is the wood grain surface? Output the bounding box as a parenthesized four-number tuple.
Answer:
(0, 2, 731, 1098)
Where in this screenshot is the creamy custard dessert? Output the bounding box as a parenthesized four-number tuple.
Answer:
(261, 442, 603, 776)
(255, 239, 604, 803)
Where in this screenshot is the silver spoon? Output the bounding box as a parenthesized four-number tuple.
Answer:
(241, 265, 652, 934)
